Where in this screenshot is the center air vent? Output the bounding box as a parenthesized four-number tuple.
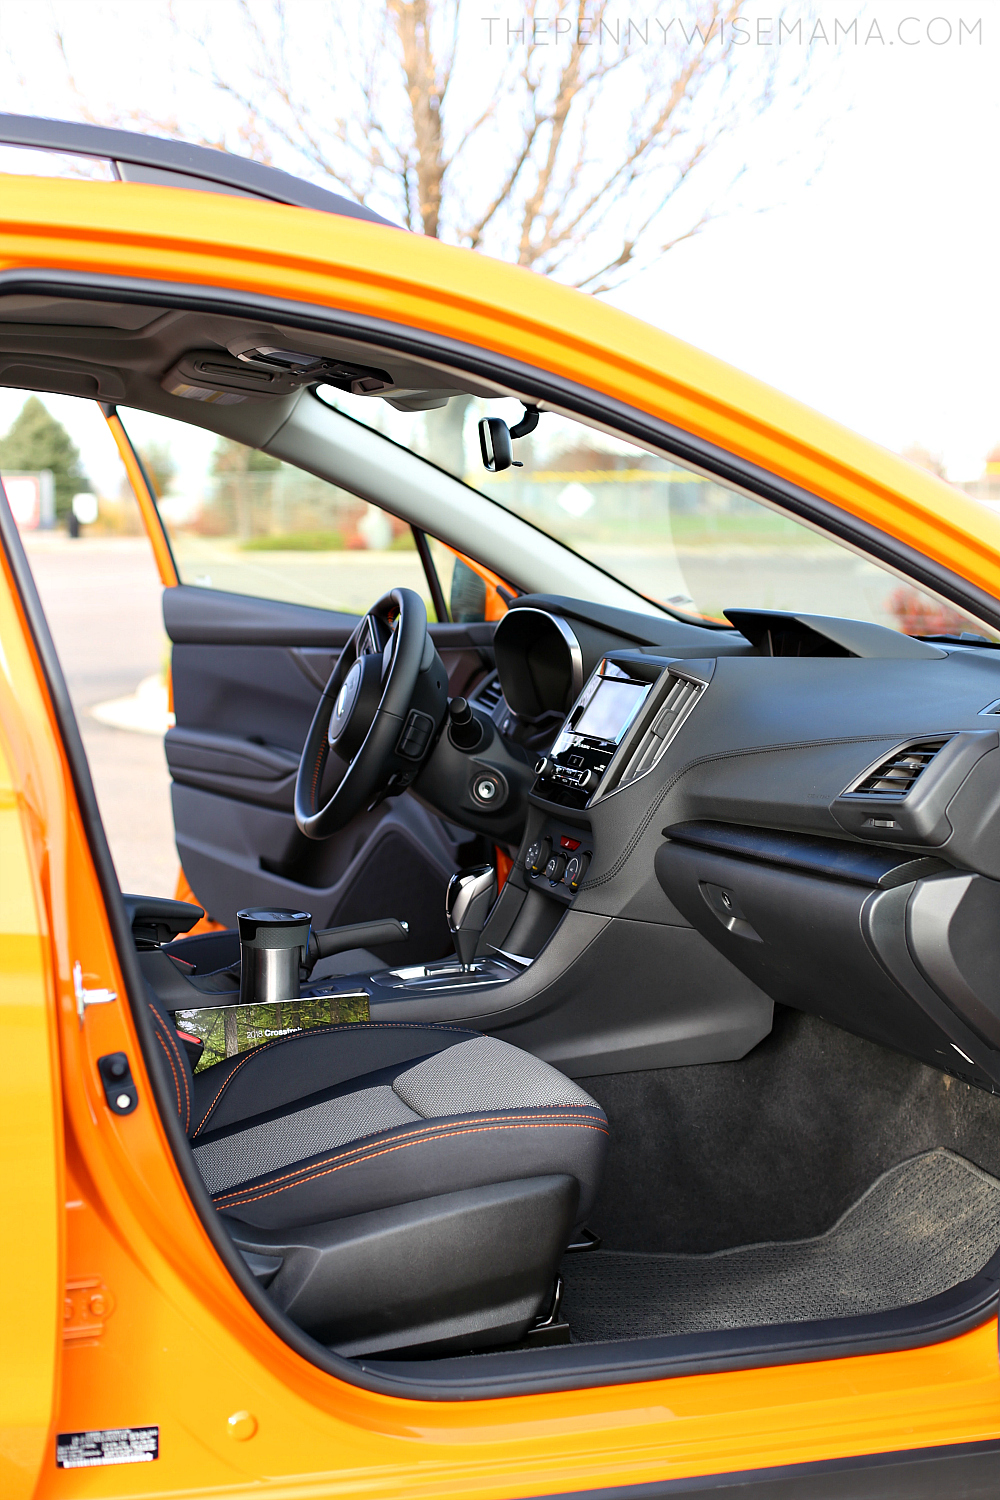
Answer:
(473, 675, 504, 715)
(616, 674, 705, 789)
(850, 738, 950, 796)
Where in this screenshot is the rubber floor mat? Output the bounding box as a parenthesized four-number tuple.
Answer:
(561, 1150, 1000, 1343)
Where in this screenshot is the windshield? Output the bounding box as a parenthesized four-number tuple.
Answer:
(319, 387, 986, 638)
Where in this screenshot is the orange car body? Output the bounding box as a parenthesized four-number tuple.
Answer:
(2, 174, 1000, 1500)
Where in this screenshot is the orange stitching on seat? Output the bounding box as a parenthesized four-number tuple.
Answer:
(190, 1021, 477, 1138)
(152, 1013, 191, 1132)
(208, 1106, 607, 1188)
(211, 1112, 609, 1207)
(166, 1022, 191, 1131)
(153, 1027, 185, 1127)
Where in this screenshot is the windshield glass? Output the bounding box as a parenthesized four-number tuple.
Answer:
(319, 387, 986, 638)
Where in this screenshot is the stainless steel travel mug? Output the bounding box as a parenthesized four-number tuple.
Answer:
(237, 907, 312, 1006)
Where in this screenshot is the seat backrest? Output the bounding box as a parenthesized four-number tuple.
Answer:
(146, 992, 195, 1136)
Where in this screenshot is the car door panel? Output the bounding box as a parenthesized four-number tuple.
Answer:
(164, 584, 494, 962)
(171, 780, 465, 964)
(163, 583, 359, 646)
(165, 727, 299, 810)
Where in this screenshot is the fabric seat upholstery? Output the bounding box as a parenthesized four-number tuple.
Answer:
(148, 1002, 608, 1234)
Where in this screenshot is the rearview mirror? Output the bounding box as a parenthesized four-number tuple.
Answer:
(478, 416, 512, 472)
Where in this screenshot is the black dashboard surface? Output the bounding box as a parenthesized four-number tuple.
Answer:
(476, 597, 1000, 1092)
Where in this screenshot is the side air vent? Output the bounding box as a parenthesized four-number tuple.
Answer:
(472, 674, 504, 715)
(849, 738, 950, 796)
(616, 674, 705, 789)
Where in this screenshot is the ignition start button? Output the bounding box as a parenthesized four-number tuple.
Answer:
(470, 769, 508, 808)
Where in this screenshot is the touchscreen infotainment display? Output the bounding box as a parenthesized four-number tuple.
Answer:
(574, 677, 650, 743)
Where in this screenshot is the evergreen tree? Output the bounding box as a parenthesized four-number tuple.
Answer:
(0, 396, 89, 519)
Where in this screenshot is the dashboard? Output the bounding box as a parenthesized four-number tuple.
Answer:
(447, 594, 1000, 1091)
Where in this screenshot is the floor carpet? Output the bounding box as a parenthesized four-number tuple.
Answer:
(561, 1150, 1000, 1342)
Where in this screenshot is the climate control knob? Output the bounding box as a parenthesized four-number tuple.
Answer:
(545, 852, 567, 883)
(564, 852, 591, 891)
(526, 836, 552, 875)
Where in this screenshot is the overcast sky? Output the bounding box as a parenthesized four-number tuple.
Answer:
(0, 1, 997, 488)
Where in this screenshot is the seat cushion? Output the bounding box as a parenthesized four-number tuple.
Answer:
(188, 1023, 608, 1231)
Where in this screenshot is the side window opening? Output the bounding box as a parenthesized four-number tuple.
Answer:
(1, 389, 179, 902)
(114, 408, 456, 619)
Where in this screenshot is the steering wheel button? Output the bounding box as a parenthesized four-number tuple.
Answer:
(397, 709, 434, 759)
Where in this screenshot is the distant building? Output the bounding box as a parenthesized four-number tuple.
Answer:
(959, 445, 1000, 505)
(1, 469, 56, 529)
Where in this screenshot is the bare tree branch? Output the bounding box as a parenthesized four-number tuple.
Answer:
(389, 0, 451, 236)
(46, 0, 822, 293)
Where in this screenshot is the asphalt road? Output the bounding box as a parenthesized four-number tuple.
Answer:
(22, 533, 178, 898)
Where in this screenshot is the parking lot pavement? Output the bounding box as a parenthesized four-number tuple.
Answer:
(22, 533, 179, 898)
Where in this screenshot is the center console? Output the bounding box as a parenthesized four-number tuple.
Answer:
(534, 659, 653, 807)
(322, 954, 525, 999)
(523, 821, 593, 904)
(139, 647, 718, 1040)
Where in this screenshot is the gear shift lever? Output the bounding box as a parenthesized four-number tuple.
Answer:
(446, 864, 497, 970)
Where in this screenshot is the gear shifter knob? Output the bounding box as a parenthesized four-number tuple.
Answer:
(446, 864, 497, 970)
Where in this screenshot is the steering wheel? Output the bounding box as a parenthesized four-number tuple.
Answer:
(294, 587, 439, 839)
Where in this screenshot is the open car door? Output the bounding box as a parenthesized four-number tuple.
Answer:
(110, 407, 502, 964)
